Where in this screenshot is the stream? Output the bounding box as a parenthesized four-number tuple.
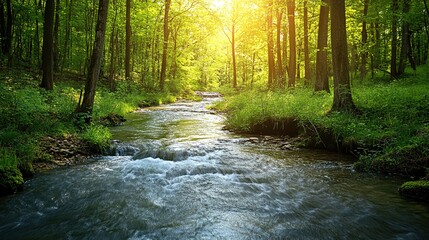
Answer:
(1, 97, 429, 239)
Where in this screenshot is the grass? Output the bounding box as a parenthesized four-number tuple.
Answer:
(214, 65, 429, 178)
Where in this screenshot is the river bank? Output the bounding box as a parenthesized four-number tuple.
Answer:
(0, 69, 177, 196)
(212, 66, 429, 202)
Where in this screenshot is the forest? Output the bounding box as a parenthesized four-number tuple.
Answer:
(1, 0, 429, 201)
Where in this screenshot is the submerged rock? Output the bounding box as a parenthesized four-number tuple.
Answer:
(100, 113, 126, 126)
(398, 180, 429, 202)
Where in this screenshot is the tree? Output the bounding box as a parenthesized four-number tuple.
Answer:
(275, 6, 284, 87)
(303, 0, 310, 85)
(125, 0, 131, 81)
(315, 0, 329, 92)
(0, 0, 12, 58)
(390, 0, 399, 78)
(398, 0, 416, 75)
(360, 0, 369, 81)
(330, 0, 356, 111)
(160, 0, 171, 91)
(76, 0, 109, 123)
(287, 0, 296, 88)
(40, 0, 56, 91)
(267, 0, 275, 88)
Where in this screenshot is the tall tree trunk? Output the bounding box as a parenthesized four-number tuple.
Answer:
(330, 0, 356, 112)
(390, 0, 399, 78)
(160, 0, 171, 91)
(53, 0, 60, 71)
(398, 0, 415, 75)
(63, 0, 73, 69)
(0, 0, 12, 60)
(315, 0, 329, 92)
(76, 0, 109, 123)
(267, 0, 275, 88)
(303, 0, 311, 85)
(287, 0, 296, 88)
(360, 0, 369, 81)
(125, 0, 131, 80)
(231, 21, 237, 89)
(108, 2, 118, 91)
(40, 0, 55, 90)
(276, 8, 284, 87)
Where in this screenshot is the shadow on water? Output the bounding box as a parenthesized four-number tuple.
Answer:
(1, 97, 429, 239)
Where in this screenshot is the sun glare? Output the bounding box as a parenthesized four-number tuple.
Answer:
(211, 0, 225, 10)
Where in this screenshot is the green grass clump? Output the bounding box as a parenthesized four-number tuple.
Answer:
(80, 125, 112, 153)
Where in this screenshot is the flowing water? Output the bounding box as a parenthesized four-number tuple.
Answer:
(1, 97, 429, 239)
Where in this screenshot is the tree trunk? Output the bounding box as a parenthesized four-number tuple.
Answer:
(360, 0, 369, 81)
(40, 0, 55, 90)
(125, 0, 131, 81)
(76, 0, 109, 123)
(0, 0, 12, 63)
(160, 0, 171, 91)
(53, 0, 60, 71)
(398, 0, 416, 75)
(231, 21, 237, 89)
(267, 0, 275, 88)
(330, 0, 356, 112)
(287, 0, 296, 88)
(390, 0, 399, 78)
(276, 9, 284, 87)
(303, 0, 311, 85)
(315, 0, 329, 92)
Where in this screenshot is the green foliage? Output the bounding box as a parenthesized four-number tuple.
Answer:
(0, 166, 24, 196)
(80, 124, 112, 153)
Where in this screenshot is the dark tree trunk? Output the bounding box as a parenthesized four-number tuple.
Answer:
(0, 0, 12, 62)
(267, 0, 275, 88)
(287, 0, 296, 88)
(398, 0, 416, 75)
(125, 0, 131, 80)
(76, 0, 109, 123)
(303, 0, 311, 85)
(315, 0, 329, 92)
(53, 0, 60, 71)
(360, 0, 369, 81)
(330, 0, 356, 112)
(40, 0, 55, 90)
(276, 8, 283, 87)
(160, 0, 171, 91)
(390, 0, 399, 78)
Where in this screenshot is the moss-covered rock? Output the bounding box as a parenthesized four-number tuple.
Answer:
(398, 180, 429, 202)
(99, 113, 126, 127)
(18, 162, 35, 179)
(0, 166, 24, 196)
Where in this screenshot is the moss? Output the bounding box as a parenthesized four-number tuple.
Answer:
(18, 162, 35, 179)
(398, 180, 429, 202)
(0, 166, 24, 196)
